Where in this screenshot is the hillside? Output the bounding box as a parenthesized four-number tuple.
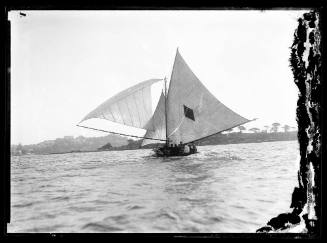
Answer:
(11, 134, 128, 155)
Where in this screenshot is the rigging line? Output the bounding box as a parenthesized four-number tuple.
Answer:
(186, 119, 257, 144)
(167, 115, 185, 138)
(76, 124, 168, 141)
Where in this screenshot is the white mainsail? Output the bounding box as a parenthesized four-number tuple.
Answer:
(80, 79, 162, 129)
(166, 50, 250, 144)
(141, 91, 166, 146)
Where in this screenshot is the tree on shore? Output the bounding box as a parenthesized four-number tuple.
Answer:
(282, 124, 290, 132)
(237, 125, 246, 133)
(262, 125, 270, 133)
(16, 143, 26, 155)
(249, 127, 260, 133)
(271, 122, 281, 133)
(17, 143, 23, 151)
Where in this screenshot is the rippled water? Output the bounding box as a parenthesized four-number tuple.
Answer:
(8, 141, 299, 233)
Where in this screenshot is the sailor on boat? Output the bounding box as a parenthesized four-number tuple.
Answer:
(78, 48, 254, 157)
(153, 139, 195, 156)
(189, 143, 197, 153)
(174, 144, 179, 154)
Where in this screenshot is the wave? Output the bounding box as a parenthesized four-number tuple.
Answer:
(209, 216, 224, 223)
(25, 224, 64, 232)
(158, 211, 180, 222)
(9, 141, 299, 233)
(196, 152, 244, 162)
(42, 213, 57, 219)
(126, 205, 144, 211)
(104, 214, 129, 225)
(52, 196, 70, 201)
(69, 205, 98, 213)
(92, 199, 110, 205)
(12, 202, 35, 208)
(80, 166, 99, 170)
(216, 155, 243, 161)
(81, 222, 124, 232)
(232, 204, 246, 209)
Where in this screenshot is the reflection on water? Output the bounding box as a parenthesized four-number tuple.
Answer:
(9, 141, 298, 233)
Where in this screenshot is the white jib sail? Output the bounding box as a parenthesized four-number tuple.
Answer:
(80, 79, 162, 129)
(166, 50, 250, 144)
(141, 91, 166, 146)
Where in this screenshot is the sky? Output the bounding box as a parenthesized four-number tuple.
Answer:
(9, 10, 309, 145)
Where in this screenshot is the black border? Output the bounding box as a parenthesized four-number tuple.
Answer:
(1, 0, 326, 240)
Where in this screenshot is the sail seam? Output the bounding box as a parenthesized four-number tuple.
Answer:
(92, 117, 147, 130)
(108, 108, 117, 122)
(111, 79, 162, 108)
(153, 113, 156, 131)
(125, 98, 135, 127)
(133, 92, 142, 128)
(152, 93, 160, 131)
(103, 79, 162, 106)
(82, 79, 162, 123)
(141, 87, 147, 123)
(117, 101, 127, 125)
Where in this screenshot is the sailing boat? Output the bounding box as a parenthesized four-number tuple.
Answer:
(78, 49, 253, 156)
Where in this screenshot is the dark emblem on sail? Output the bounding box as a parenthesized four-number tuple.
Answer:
(183, 105, 195, 121)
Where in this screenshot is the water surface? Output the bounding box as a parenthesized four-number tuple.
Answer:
(8, 141, 299, 233)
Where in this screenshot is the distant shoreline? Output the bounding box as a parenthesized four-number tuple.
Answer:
(197, 131, 297, 146)
(51, 139, 298, 155)
(11, 132, 297, 156)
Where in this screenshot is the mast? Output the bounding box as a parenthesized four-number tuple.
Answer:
(164, 76, 168, 146)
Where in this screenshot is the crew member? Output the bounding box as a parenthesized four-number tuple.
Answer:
(178, 141, 184, 153)
(184, 144, 190, 154)
(189, 143, 194, 153)
(174, 144, 178, 155)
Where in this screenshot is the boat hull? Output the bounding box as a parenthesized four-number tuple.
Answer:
(153, 146, 197, 157)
